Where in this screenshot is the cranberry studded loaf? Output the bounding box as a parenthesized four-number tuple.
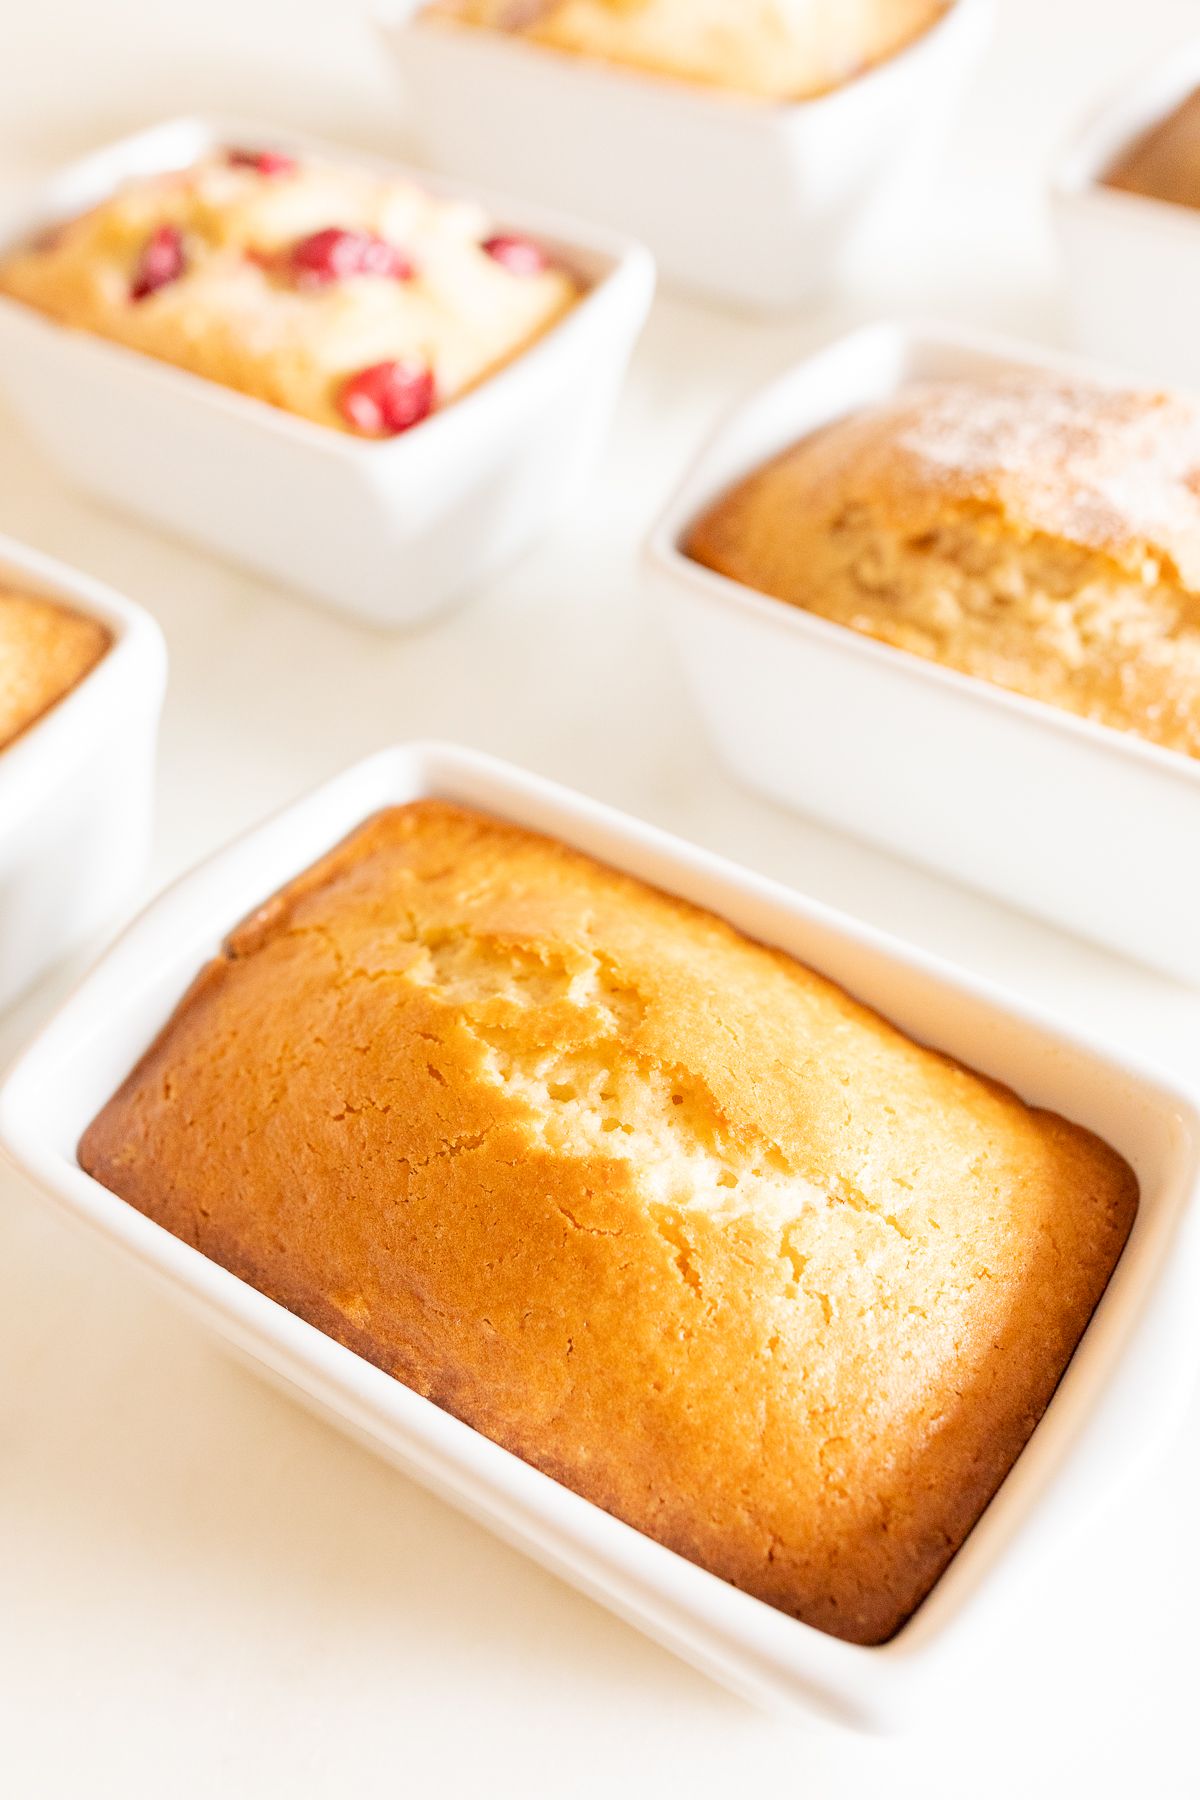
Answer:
(686, 370, 1200, 760)
(79, 800, 1138, 1646)
(423, 0, 950, 102)
(1104, 88, 1200, 212)
(0, 590, 110, 752)
(0, 147, 580, 438)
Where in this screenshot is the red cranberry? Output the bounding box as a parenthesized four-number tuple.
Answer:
(131, 225, 186, 300)
(482, 233, 548, 276)
(339, 360, 435, 436)
(227, 147, 298, 178)
(289, 227, 414, 287)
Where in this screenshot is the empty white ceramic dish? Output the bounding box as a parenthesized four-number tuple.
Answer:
(1, 740, 1197, 1730)
(0, 533, 165, 1011)
(0, 117, 654, 628)
(1054, 38, 1200, 390)
(645, 319, 1200, 982)
(377, 0, 992, 311)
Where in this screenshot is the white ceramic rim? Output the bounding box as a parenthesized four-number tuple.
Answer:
(379, 0, 986, 120)
(0, 114, 656, 462)
(0, 533, 167, 837)
(645, 316, 1200, 795)
(1, 740, 1197, 1727)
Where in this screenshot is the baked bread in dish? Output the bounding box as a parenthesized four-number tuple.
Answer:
(1104, 88, 1200, 212)
(0, 589, 111, 751)
(687, 371, 1200, 760)
(423, 0, 951, 101)
(79, 798, 1138, 1646)
(0, 148, 580, 437)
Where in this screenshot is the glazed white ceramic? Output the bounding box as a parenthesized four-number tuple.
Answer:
(0, 534, 165, 1011)
(377, 0, 992, 310)
(645, 319, 1200, 982)
(1, 741, 1196, 1730)
(0, 118, 654, 627)
(1054, 37, 1200, 390)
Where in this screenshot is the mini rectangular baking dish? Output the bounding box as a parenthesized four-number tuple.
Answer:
(0, 117, 654, 628)
(0, 533, 166, 1011)
(1054, 36, 1200, 391)
(1, 741, 1197, 1729)
(644, 319, 1200, 982)
(376, 0, 992, 311)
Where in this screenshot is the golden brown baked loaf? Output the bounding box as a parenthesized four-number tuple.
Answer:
(686, 371, 1200, 759)
(79, 800, 1137, 1645)
(0, 148, 579, 437)
(424, 0, 950, 102)
(0, 589, 111, 751)
(1105, 88, 1200, 211)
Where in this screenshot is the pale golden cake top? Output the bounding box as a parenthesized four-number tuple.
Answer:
(80, 800, 1137, 1644)
(0, 149, 580, 436)
(785, 372, 1200, 587)
(0, 589, 111, 752)
(423, 0, 951, 101)
(687, 372, 1200, 759)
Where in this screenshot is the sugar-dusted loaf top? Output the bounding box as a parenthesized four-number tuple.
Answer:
(79, 799, 1137, 1644)
(424, 0, 951, 101)
(686, 371, 1200, 758)
(0, 589, 111, 752)
(705, 372, 1200, 584)
(0, 147, 580, 436)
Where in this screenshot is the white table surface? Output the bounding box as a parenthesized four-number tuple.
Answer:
(2, 2, 1199, 1793)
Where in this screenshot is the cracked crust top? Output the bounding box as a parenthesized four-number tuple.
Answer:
(693, 373, 1200, 589)
(78, 800, 1137, 1644)
(686, 373, 1200, 758)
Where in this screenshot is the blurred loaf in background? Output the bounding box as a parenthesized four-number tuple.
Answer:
(1105, 87, 1200, 211)
(0, 591, 110, 751)
(424, 0, 952, 101)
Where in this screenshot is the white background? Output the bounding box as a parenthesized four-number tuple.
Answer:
(2, 1, 1199, 1793)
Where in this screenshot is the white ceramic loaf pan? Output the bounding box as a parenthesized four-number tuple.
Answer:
(377, 0, 992, 311)
(2, 741, 1198, 1731)
(645, 320, 1200, 983)
(1054, 38, 1200, 390)
(0, 534, 165, 1012)
(0, 118, 654, 628)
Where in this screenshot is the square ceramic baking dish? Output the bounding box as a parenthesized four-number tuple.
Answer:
(376, 0, 992, 311)
(0, 117, 654, 628)
(2, 740, 1197, 1731)
(0, 534, 165, 1012)
(1054, 38, 1200, 390)
(644, 319, 1200, 983)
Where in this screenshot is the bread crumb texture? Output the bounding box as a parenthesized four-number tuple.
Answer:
(424, 0, 950, 102)
(687, 372, 1200, 759)
(79, 801, 1138, 1644)
(0, 589, 110, 751)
